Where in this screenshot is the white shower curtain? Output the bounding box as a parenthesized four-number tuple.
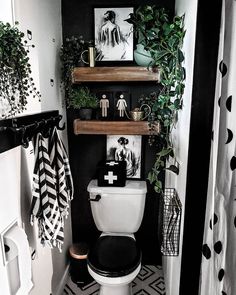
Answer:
(199, 1, 236, 295)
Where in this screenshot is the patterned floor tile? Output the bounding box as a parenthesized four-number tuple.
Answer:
(150, 278, 165, 292)
(62, 265, 165, 295)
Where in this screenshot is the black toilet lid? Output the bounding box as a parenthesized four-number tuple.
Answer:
(87, 236, 141, 277)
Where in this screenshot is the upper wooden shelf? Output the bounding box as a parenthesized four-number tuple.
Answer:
(72, 67, 160, 83)
(73, 120, 160, 135)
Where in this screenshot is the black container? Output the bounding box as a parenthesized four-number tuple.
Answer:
(69, 242, 93, 286)
(78, 108, 93, 120)
(97, 160, 126, 187)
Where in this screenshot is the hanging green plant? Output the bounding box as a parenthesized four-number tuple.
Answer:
(60, 36, 88, 104)
(126, 5, 186, 193)
(60, 36, 102, 106)
(0, 21, 41, 118)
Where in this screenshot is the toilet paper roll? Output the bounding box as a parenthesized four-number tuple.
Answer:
(4, 225, 33, 295)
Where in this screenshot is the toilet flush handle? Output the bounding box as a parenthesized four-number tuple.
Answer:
(88, 194, 101, 202)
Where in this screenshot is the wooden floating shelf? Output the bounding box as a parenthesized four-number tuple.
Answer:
(73, 120, 160, 135)
(72, 66, 160, 83)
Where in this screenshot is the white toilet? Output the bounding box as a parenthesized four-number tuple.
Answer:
(87, 179, 147, 295)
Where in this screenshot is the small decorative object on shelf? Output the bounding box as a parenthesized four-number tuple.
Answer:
(99, 94, 109, 117)
(80, 41, 96, 67)
(125, 104, 151, 121)
(133, 44, 154, 67)
(116, 94, 127, 118)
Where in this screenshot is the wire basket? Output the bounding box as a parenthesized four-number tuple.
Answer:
(160, 188, 182, 256)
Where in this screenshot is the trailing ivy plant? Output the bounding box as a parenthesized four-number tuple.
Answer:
(60, 37, 103, 106)
(60, 36, 88, 104)
(126, 6, 186, 193)
(0, 21, 41, 118)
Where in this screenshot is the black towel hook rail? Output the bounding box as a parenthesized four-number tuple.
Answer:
(0, 110, 65, 153)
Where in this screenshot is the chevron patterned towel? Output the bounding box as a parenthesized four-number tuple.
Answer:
(30, 130, 73, 251)
(48, 127, 74, 217)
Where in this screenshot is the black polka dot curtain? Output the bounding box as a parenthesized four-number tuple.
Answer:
(199, 1, 236, 294)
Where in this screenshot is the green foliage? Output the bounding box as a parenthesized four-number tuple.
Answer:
(68, 87, 98, 109)
(126, 6, 169, 45)
(127, 6, 185, 193)
(60, 36, 87, 103)
(0, 21, 41, 118)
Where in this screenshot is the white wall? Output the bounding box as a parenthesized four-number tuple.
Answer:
(0, 1, 71, 294)
(0, 4, 21, 295)
(163, 1, 198, 295)
(0, 147, 21, 295)
(0, 0, 13, 23)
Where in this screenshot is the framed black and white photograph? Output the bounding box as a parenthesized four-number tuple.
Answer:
(106, 135, 142, 179)
(94, 7, 134, 62)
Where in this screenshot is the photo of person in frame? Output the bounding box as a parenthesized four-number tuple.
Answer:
(107, 135, 141, 178)
(94, 7, 133, 61)
(98, 10, 122, 48)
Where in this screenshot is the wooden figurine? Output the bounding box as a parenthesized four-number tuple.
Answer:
(116, 94, 127, 117)
(100, 94, 109, 117)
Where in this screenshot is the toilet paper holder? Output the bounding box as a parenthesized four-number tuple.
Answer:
(1, 220, 36, 266)
(0, 220, 18, 266)
(0, 221, 21, 295)
(0, 221, 34, 295)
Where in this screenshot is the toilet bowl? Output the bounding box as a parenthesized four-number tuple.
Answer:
(87, 180, 147, 295)
(88, 263, 141, 295)
(88, 235, 141, 295)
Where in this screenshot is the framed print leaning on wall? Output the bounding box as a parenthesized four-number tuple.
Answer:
(106, 135, 142, 179)
(94, 7, 134, 62)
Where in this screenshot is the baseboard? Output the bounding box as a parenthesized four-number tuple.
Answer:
(54, 264, 70, 295)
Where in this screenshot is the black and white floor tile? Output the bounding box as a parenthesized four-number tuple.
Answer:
(63, 265, 165, 295)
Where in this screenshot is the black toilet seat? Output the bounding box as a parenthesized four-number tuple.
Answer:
(87, 235, 141, 278)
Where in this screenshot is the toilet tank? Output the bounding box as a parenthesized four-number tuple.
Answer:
(87, 179, 147, 233)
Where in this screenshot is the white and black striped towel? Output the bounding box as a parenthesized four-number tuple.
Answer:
(48, 127, 74, 217)
(30, 129, 73, 251)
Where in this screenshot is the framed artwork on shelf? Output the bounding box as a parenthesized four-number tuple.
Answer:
(94, 7, 134, 62)
(106, 135, 142, 179)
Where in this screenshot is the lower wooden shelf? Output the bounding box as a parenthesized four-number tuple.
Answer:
(73, 120, 160, 135)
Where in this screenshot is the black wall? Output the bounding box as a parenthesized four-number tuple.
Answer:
(62, 0, 223, 291)
(62, 0, 174, 41)
(62, 0, 175, 265)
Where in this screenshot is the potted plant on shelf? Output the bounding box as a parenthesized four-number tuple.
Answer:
(0, 21, 41, 118)
(126, 5, 186, 193)
(125, 6, 166, 67)
(68, 87, 99, 120)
